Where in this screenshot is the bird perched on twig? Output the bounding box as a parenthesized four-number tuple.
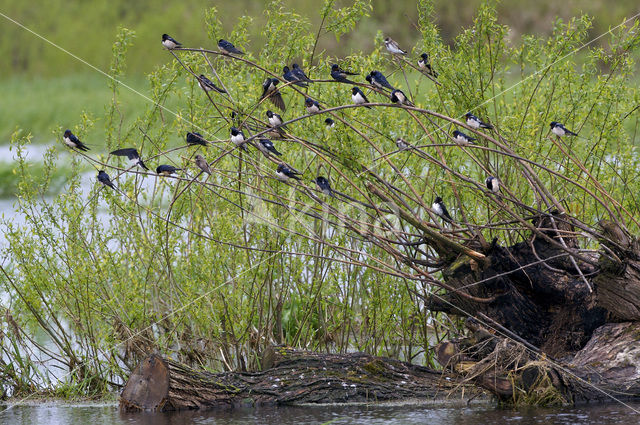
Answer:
(305, 98, 321, 114)
(330, 64, 358, 84)
(156, 165, 181, 176)
(260, 78, 285, 111)
(453, 130, 476, 144)
(432, 196, 453, 223)
(63, 129, 90, 152)
(351, 87, 371, 108)
(366, 71, 395, 91)
(276, 164, 301, 182)
(418, 53, 438, 78)
(97, 170, 115, 189)
(230, 127, 247, 150)
(485, 176, 500, 193)
(465, 112, 493, 129)
(325, 118, 335, 129)
(218, 39, 244, 55)
(194, 154, 211, 175)
(384, 37, 407, 55)
(315, 176, 333, 196)
(161, 34, 181, 49)
(283, 65, 307, 87)
(396, 138, 410, 151)
(110, 147, 149, 171)
(186, 132, 207, 146)
(197, 74, 226, 93)
(257, 139, 282, 157)
(390, 89, 411, 105)
(266, 110, 285, 128)
(550, 121, 578, 137)
(292, 63, 312, 84)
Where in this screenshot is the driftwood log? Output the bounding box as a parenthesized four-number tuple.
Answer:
(120, 346, 473, 411)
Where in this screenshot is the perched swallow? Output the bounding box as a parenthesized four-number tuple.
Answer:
(186, 132, 207, 146)
(305, 98, 321, 114)
(218, 39, 244, 55)
(63, 130, 90, 151)
(194, 154, 211, 175)
(331, 64, 358, 84)
(485, 176, 499, 193)
(266, 110, 285, 128)
(156, 164, 181, 176)
(315, 176, 333, 196)
(351, 87, 371, 108)
(390, 89, 410, 105)
(325, 118, 335, 128)
(162, 34, 182, 50)
(292, 63, 312, 83)
(276, 164, 301, 182)
(257, 139, 282, 156)
(396, 138, 410, 151)
(432, 196, 453, 222)
(465, 112, 493, 129)
(452, 130, 476, 144)
(283, 65, 307, 87)
(110, 148, 149, 171)
(97, 170, 115, 189)
(230, 127, 247, 150)
(366, 71, 395, 91)
(550, 121, 577, 137)
(260, 78, 285, 111)
(384, 37, 407, 55)
(198, 74, 226, 93)
(418, 53, 438, 78)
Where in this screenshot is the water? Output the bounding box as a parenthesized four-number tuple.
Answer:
(0, 402, 639, 424)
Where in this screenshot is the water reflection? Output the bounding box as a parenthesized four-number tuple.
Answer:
(1, 402, 639, 425)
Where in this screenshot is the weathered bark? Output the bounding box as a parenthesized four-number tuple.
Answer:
(120, 346, 474, 411)
(436, 319, 640, 405)
(426, 212, 608, 357)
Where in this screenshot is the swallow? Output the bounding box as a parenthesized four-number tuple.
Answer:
(292, 63, 312, 83)
(418, 53, 438, 78)
(156, 164, 181, 176)
(162, 34, 182, 50)
(110, 148, 149, 171)
(218, 39, 244, 55)
(366, 71, 395, 91)
(194, 154, 211, 175)
(186, 132, 207, 146)
(260, 78, 285, 111)
(330, 64, 358, 84)
(485, 176, 499, 193)
(305, 98, 321, 114)
(266, 110, 285, 128)
(351, 87, 371, 108)
(63, 129, 90, 151)
(198, 74, 226, 93)
(230, 127, 247, 150)
(325, 118, 335, 128)
(465, 112, 493, 129)
(550, 121, 577, 137)
(396, 138, 410, 151)
(452, 130, 476, 144)
(283, 65, 307, 87)
(276, 164, 301, 182)
(384, 37, 407, 55)
(390, 89, 410, 105)
(432, 196, 453, 222)
(315, 176, 333, 196)
(257, 139, 282, 156)
(97, 170, 115, 189)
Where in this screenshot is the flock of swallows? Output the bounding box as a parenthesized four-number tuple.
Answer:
(61, 33, 579, 224)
